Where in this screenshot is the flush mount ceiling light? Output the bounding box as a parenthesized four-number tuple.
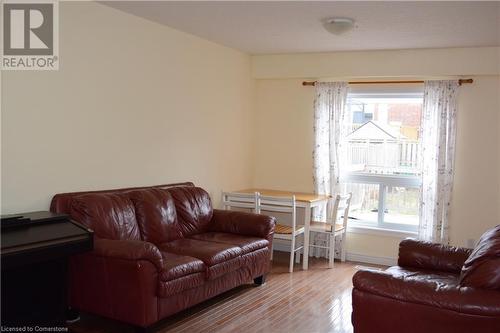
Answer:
(323, 17, 356, 35)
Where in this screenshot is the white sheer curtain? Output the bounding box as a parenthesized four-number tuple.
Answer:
(419, 80, 460, 244)
(312, 82, 349, 257)
(313, 82, 349, 198)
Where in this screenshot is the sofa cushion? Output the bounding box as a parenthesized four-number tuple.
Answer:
(398, 239, 472, 273)
(386, 266, 459, 283)
(158, 273, 206, 298)
(353, 266, 500, 317)
(160, 238, 242, 266)
(159, 239, 242, 280)
(240, 247, 270, 276)
(156, 252, 206, 297)
(166, 187, 213, 237)
(70, 193, 140, 240)
(189, 232, 269, 254)
(159, 252, 205, 281)
(459, 225, 500, 290)
(205, 257, 242, 280)
(129, 189, 183, 244)
(50, 182, 195, 214)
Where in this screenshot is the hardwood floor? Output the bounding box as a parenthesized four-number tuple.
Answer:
(71, 252, 377, 333)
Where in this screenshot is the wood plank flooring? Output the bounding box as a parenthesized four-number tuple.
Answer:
(71, 252, 377, 333)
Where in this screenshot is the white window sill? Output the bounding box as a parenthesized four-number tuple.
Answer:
(347, 225, 418, 238)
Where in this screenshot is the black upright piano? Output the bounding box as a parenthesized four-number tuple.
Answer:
(1, 211, 93, 328)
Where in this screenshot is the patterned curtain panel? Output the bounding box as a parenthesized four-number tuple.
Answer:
(312, 82, 349, 257)
(313, 82, 349, 199)
(419, 80, 460, 244)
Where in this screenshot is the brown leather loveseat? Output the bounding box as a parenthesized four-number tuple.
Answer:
(50, 182, 275, 329)
(352, 225, 500, 333)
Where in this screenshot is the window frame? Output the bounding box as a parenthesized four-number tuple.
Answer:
(342, 91, 423, 233)
(341, 173, 421, 232)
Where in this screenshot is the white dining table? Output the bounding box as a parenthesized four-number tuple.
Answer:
(236, 188, 330, 270)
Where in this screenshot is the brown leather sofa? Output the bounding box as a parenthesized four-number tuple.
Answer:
(50, 182, 275, 329)
(352, 225, 500, 333)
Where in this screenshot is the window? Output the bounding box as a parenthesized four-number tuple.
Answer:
(341, 91, 423, 232)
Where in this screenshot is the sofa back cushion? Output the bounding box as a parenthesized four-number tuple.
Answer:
(129, 188, 183, 244)
(459, 225, 500, 290)
(70, 193, 141, 240)
(50, 182, 195, 214)
(166, 186, 213, 237)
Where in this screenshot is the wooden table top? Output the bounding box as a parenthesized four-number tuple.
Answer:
(236, 188, 330, 203)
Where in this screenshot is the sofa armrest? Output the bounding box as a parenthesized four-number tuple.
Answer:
(352, 269, 500, 317)
(210, 209, 275, 240)
(93, 238, 164, 271)
(69, 254, 159, 327)
(398, 238, 472, 273)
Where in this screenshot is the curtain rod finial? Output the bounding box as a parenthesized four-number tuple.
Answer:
(458, 79, 473, 85)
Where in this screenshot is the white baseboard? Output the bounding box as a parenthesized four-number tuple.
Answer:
(345, 252, 397, 266)
(273, 241, 396, 266)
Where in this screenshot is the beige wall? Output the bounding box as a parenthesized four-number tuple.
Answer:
(253, 47, 500, 79)
(253, 79, 314, 192)
(450, 76, 500, 246)
(1, 2, 255, 213)
(253, 76, 500, 259)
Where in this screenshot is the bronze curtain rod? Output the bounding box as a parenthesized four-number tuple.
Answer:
(302, 79, 473, 86)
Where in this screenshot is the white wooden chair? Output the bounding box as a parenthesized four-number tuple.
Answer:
(309, 193, 352, 268)
(221, 191, 260, 212)
(257, 195, 304, 273)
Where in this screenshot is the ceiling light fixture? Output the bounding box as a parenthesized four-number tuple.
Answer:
(323, 17, 356, 35)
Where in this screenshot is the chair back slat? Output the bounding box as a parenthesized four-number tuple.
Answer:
(222, 191, 259, 212)
(340, 193, 352, 229)
(326, 193, 352, 230)
(259, 205, 294, 213)
(258, 195, 297, 233)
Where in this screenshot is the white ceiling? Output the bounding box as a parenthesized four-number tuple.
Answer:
(103, 1, 500, 55)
